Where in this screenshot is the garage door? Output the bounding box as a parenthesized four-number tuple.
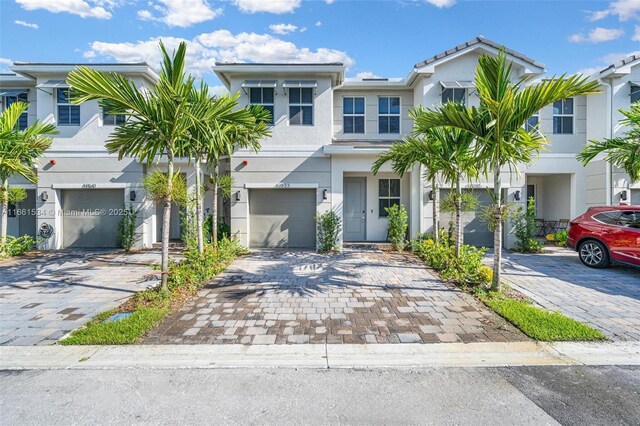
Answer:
(632, 189, 640, 206)
(62, 189, 124, 248)
(440, 189, 494, 248)
(249, 189, 316, 248)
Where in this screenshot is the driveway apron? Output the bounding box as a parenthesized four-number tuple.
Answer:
(144, 249, 525, 345)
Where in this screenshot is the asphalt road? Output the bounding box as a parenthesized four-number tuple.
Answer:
(1, 366, 639, 425)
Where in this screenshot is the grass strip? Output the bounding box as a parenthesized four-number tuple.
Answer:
(480, 294, 606, 341)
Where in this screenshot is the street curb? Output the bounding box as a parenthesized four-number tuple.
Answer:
(1, 341, 638, 370)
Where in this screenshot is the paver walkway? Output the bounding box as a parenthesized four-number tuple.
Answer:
(0, 250, 160, 345)
(144, 249, 525, 345)
(502, 248, 640, 341)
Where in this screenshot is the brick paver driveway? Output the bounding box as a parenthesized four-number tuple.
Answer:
(0, 250, 160, 346)
(144, 249, 525, 345)
(502, 248, 640, 341)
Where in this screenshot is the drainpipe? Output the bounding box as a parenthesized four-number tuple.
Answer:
(602, 78, 613, 206)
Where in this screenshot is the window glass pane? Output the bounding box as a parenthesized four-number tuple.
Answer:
(378, 97, 388, 114)
(263, 88, 274, 104)
(57, 89, 69, 103)
(379, 199, 390, 217)
(553, 117, 561, 134)
(631, 86, 640, 104)
(379, 179, 389, 197)
(389, 198, 400, 209)
(354, 97, 365, 114)
(250, 88, 262, 104)
(389, 179, 400, 197)
(454, 89, 465, 103)
(103, 113, 114, 125)
(553, 100, 562, 115)
(289, 88, 300, 104)
(116, 114, 125, 125)
(354, 116, 364, 133)
(344, 116, 354, 133)
(302, 106, 313, 125)
(563, 98, 573, 114)
(18, 114, 28, 130)
(389, 116, 400, 133)
(526, 116, 538, 131)
(378, 116, 388, 133)
(70, 106, 80, 124)
(594, 212, 620, 225)
(442, 89, 452, 104)
(617, 211, 640, 228)
(301, 88, 313, 104)
(389, 97, 400, 114)
(58, 106, 69, 124)
(343, 97, 353, 114)
(562, 117, 573, 134)
(289, 106, 301, 125)
(263, 105, 274, 124)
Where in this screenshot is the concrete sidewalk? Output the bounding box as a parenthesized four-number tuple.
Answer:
(1, 341, 638, 370)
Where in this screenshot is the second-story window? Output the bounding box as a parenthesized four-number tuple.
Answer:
(4, 92, 28, 130)
(553, 98, 573, 134)
(378, 96, 400, 134)
(289, 87, 313, 126)
(250, 87, 275, 124)
(103, 110, 125, 126)
(441, 88, 466, 105)
(631, 84, 640, 104)
(343, 97, 365, 134)
(57, 88, 80, 126)
(525, 111, 539, 132)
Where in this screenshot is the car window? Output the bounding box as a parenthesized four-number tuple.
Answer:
(593, 211, 620, 225)
(617, 211, 640, 229)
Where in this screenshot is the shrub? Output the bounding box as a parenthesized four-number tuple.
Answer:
(0, 235, 36, 258)
(204, 214, 230, 244)
(513, 197, 543, 253)
(546, 230, 568, 247)
(118, 204, 138, 251)
(385, 204, 408, 251)
(316, 210, 341, 253)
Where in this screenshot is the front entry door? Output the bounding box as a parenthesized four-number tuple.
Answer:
(344, 177, 366, 241)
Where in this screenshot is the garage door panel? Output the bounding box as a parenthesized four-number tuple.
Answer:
(249, 189, 316, 248)
(632, 189, 639, 206)
(62, 189, 124, 248)
(440, 189, 493, 248)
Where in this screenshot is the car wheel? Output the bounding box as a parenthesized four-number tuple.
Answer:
(578, 240, 610, 268)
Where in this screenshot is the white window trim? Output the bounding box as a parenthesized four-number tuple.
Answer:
(249, 87, 275, 126)
(56, 88, 80, 127)
(288, 87, 314, 126)
(343, 96, 366, 134)
(553, 98, 574, 135)
(378, 96, 401, 135)
(378, 178, 401, 217)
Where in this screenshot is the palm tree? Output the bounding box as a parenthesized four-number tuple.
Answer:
(372, 126, 477, 256)
(577, 102, 640, 183)
(0, 101, 57, 247)
(67, 41, 195, 292)
(412, 49, 600, 291)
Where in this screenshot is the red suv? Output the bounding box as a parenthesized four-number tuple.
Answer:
(567, 206, 640, 268)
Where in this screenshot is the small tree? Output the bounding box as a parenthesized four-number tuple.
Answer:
(316, 210, 341, 253)
(513, 197, 543, 253)
(118, 204, 138, 252)
(386, 204, 408, 251)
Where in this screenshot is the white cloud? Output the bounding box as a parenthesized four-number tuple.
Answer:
(233, 0, 300, 14)
(269, 23, 298, 35)
(208, 85, 229, 97)
(84, 30, 354, 78)
(137, 0, 222, 28)
(356, 71, 381, 79)
(588, 0, 640, 22)
(16, 0, 112, 19)
(575, 49, 640, 76)
(14, 20, 39, 29)
(575, 66, 602, 77)
(633, 25, 640, 41)
(315, 21, 322, 26)
(0, 58, 13, 72)
(325, 0, 335, 4)
(425, 0, 456, 8)
(568, 27, 624, 43)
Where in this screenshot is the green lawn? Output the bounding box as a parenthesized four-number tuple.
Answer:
(481, 295, 606, 341)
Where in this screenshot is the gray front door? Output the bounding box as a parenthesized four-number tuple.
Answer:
(62, 189, 124, 248)
(344, 177, 366, 241)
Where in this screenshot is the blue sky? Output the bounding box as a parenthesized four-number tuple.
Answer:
(1, 0, 639, 92)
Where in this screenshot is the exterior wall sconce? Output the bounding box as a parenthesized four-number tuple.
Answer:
(620, 190, 628, 201)
(428, 190, 434, 201)
(514, 190, 521, 201)
(235, 191, 241, 202)
(322, 189, 328, 200)
(41, 191, 48, 202)
(130, 190, 136, 201)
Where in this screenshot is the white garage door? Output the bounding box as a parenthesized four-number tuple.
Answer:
(62, 189, 124, 248)
(632, 189, 640, 206)
(440, 189, 494, 248)
(249, 189, 316, 248)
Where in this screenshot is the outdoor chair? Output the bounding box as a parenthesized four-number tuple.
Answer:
(534, 219, 546, 237)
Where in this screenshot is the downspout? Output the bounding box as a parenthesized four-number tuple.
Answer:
(603, 78, 613, 206)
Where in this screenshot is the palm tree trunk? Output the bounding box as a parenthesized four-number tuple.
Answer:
(160, 149, 174, 292)
(212, 162, 219, 253)
(432, 177, 439, 246)
(455, 177, 462, 257)
(0, 178, 8, 247)
(491, 164, 502, 292)
(195, 159, 204, 253)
